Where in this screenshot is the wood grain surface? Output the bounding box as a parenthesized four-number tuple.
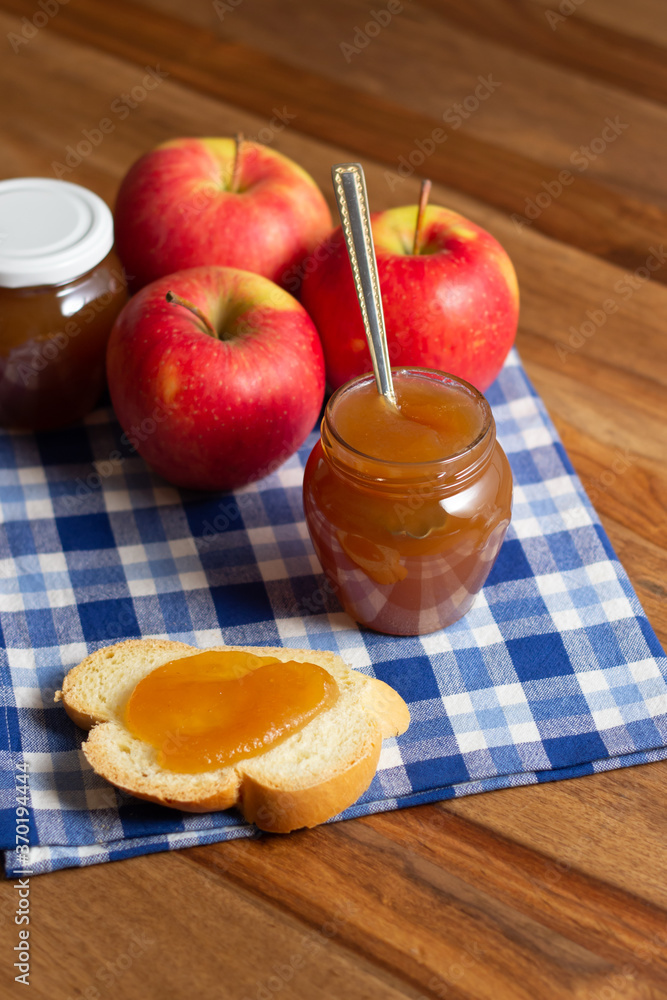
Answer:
(1, 2, 666, 998)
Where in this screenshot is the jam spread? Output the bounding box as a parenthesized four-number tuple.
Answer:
(332, 373, 486, 465)
(124, 650, 339, 773)
(303, 368, 512, 635)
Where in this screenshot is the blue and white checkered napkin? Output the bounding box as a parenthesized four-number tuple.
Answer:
(2, 349, 666, 876)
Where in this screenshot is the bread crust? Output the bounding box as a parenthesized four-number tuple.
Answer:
(238, 723, 382, 832)
(55, 639, 410, 832)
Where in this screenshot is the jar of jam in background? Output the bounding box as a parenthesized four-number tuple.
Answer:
(0, 177, 127, 431)
(303, 368, 513, 636)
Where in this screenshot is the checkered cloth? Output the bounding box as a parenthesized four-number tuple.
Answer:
(2, 350, 666, 877)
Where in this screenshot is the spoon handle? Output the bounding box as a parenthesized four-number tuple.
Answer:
(331, 162, 396, 404)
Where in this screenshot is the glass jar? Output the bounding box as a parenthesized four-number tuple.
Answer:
(303, 368, 513, 636)
(0, 178, 127, 430)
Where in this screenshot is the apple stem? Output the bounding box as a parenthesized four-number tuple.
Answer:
(412, 178, 432, 255)
(230, 132, 244, 193)
(165, 290, 217, 338)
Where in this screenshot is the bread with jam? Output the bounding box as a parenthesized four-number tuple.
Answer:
(56, 639, 410, 832)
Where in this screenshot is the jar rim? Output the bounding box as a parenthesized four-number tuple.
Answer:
(324, 367, 494, 476)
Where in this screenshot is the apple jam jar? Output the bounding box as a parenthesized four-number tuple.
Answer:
(303, 368, 512, 636)
(0, 178, 127, 430)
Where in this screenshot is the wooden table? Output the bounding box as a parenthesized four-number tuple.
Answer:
(2, 2, 667, 997)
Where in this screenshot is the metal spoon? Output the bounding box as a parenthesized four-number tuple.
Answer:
(331, 163, 396, 406)
(331, 166, 449, 539)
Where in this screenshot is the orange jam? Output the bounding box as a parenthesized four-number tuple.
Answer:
(303, 368, 513, 635)
(124, 650, 339, 773)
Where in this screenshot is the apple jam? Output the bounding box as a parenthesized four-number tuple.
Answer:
(303, 369, 512, 635)
(0, 178, 127, 430)
(124, 650, 339, 773)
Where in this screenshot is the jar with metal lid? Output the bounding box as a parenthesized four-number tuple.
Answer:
(0, 177, 127, 430)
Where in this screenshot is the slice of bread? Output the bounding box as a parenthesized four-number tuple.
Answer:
(55, 639, 410, 833)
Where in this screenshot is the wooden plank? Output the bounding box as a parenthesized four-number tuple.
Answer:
(188, 814, 667, 998)
(128, 0, 667, 211)
(446, 760, 667, 911)
(532, 0, 667, 52)
(0, 850, 417, 1000)
(418, 0, 667, 105)
(3, 0, 667, 277)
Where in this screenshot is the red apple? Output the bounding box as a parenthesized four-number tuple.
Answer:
(106, 266, 325, 491)
(114, 137, 332, 293)
(300, 202, 519, 391)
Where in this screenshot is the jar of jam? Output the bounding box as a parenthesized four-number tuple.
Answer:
(0, 177, 127, 430)
(303, 368, 513, 636)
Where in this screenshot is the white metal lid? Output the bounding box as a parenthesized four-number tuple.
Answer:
(0, 177, 114, 288)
